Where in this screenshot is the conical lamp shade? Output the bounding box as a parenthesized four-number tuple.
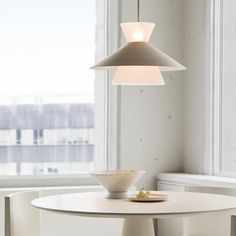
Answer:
(91, 22, 186, 85)
(120, 22, 155, 42)
(91, 42, 186, 71)
(113, 66, 165, 85)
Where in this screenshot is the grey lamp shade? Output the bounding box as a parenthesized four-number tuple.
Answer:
(91, 42, 186, 71)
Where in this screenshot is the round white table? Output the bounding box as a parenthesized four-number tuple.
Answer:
(32, 191, 236, 236)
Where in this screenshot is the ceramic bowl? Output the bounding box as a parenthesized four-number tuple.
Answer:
(90, 170, 146, 199)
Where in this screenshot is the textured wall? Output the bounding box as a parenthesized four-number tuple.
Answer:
(119, 0, 185, 190)
(183, 0, 212, 174)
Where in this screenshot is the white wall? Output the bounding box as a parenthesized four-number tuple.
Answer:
(119, 0, 185, 190)
(119, 0, 215, 181)
(183, 0, 212, 174)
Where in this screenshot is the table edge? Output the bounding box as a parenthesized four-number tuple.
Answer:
(32, 202, 236, 219)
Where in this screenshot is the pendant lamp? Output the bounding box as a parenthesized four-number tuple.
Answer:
(91, 0, 186, 85)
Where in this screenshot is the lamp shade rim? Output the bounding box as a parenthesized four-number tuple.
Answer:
(120, 21, 155, 25)
(112, 83, 166, 86)
(90, 65, 186, 71)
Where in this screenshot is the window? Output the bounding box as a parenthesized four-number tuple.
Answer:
(0, 0, 111, 178)
(213, 0, 236, 176)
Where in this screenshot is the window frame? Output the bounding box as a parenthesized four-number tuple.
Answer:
(211, 0, 221, 176)
(0, 0, 120, 187)
(211, 0, 236, 177)
(94, 0, 120, 172)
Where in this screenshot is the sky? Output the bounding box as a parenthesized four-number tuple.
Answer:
(0, 0, 96, 97)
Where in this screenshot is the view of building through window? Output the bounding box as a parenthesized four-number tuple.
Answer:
(0, 0, 100, 175)
(0, 97, 95, 175)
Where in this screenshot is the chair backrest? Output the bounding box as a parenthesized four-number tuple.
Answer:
(5, 191, 41, 236)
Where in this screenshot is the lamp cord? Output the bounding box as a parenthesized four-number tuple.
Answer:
(137, 0, 140, 22)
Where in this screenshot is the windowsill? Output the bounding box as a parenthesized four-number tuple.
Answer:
(0, 174, 98, 188)
(0, 184, 103, 193)
(0, 144, 93, 147)
(157, 172, 236, 188)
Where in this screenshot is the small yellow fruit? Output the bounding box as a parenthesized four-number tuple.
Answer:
(136, 188, 150, 199)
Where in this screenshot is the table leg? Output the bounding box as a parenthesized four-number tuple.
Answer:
(122, 218, 155, 236)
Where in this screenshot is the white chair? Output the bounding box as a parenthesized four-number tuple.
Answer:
(231, 215, 236, 236)
(5, 191, 41, 236)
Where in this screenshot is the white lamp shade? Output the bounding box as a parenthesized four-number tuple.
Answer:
(121, 22, 155, 42)
(112, 66, 165, 85)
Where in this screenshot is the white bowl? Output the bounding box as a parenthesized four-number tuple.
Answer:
(90, 170, 146, 199)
